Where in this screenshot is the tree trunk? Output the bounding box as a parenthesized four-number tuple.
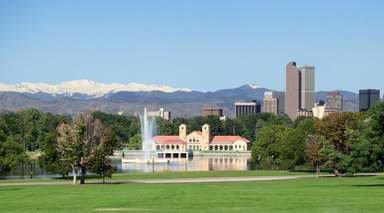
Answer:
(72, 168, 77, 185)
(334, 169, 340, 177)
(80, 165, 86, 184)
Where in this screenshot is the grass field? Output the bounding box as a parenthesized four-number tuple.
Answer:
(0, 175, 383, 213)
(110, 170, 315, 180)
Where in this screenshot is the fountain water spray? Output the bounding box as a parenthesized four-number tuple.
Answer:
(140, 108, 156, 160)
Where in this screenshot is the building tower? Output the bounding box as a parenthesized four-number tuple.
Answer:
(201, 124, 210, 150)
(263, 91, 279, 115)
(285, 62, 301, 120)
(234, 101, 261, 117)
(359, 89, 380, 112)
(179, 124, 187, 140)
(326, 91, 343, 111)
(300, 65, 315, 110)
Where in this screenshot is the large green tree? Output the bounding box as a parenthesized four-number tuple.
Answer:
(350, 102, 384, 172)
(57, 113, 116, 184)
(314, 112, 365, 175)
(0, 137, 27, 176)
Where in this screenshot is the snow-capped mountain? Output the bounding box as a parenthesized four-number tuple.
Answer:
(247, 84, 262, 89)
(0, 80, 192, 97)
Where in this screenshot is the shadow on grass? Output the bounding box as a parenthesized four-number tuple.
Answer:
(351, 184, 384, 187)
(0, 188, 24, 191)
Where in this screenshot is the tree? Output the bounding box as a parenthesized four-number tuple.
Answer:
(39, 132, 68, 178)
(56, 121, 84, 184)
(315, 112, 364, 175)
(57, 113, 116, 184)
(88, 127, 117, 183)
(0, 137, 27, 176)
(251, 125, 287, 169)
(128, 134, 141, 150)
(351, 102, 384, 172)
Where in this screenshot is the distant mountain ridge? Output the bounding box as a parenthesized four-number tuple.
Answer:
(0, 80, 359, 117)
(0, 80, 192, 97)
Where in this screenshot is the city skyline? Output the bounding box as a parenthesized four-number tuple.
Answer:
(1, 1, 384, 93)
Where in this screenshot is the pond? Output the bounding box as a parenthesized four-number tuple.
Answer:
(4, 155, 253, 179)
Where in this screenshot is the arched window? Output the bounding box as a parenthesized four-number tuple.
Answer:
(171, 145, 175, 150)
(156, 145, 160, 150)
(176, 145, 179, 150)
(166, 145, 170, 150)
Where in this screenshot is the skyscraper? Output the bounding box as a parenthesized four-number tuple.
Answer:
(235, 101, 261, 117)
(359, 89, 380, 112)
(202, 107, 224, 117)
(300, 65, 315, 110)
(285, 61, 315, 120)
(275, 91, 285, 114)
(285, 62, 301, 120)
(263, 91, 279, 115)
(326, 91, 343, 111)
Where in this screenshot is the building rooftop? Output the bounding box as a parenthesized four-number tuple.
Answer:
(211, 136, 250, 143)
(152, 136, 186, 145)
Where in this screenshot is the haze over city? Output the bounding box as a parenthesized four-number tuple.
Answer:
(1, 0, 384, 92)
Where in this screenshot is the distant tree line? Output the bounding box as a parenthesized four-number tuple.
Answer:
(1, 102, 384, 180)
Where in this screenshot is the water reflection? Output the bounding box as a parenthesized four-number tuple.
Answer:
(4, 160, 62, 179)
(4, 156, 252, 179)
(118, 156, 251, 173)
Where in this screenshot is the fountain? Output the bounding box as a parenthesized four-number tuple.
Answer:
(122, 108, 168, 164)
(141, 108, 155, 160)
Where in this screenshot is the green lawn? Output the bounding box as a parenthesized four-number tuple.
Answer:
(111, 170, 316, 180)
(0, 176, 383, 213)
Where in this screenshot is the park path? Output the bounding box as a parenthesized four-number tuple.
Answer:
(1, 173, 381, 187)
(0, 175, 322, 187)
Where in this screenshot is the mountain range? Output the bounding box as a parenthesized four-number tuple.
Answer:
(0, 80, 359, 117)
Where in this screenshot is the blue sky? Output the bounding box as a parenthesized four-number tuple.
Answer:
(0, 0, 383, 92)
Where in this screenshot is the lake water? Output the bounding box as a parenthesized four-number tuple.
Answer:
(4, 155, 252, 179)
(117, 156, 251, 173)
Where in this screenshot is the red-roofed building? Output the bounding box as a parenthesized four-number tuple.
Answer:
(152, 124, 250, 152)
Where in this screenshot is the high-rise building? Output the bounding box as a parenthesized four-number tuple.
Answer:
(263, 92, 279, 115)
(235, 101, 261, 117)
(326, 91, 343, 111)
(285, 61, 315, 120)
(275, 91, 285, 114)
(285, 62, 302, 120)
(147, 108, 172, 121)
(300, 65, 315, 110)
(202, 107, 224, 117)
(359, 89, 380, 112)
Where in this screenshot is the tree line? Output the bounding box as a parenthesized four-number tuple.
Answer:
(252, 103, 384, 175)
(1, 103, 384, 181)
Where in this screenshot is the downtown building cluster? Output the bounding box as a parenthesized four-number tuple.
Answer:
(148, 61, 382, 122)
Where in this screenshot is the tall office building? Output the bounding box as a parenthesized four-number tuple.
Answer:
(235, 101, 261, 117)
(359, 89, 380, 112)
(202, 107, 224, 117)
(147, 108, 172, 121)
(285, 61, 315, 120)
(285, 62, 302, 120)
(326, 91, 343, 111)
(263, 92, 279, 115)
(300, 65, 315, 110)
(275, 91, 285, 114)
